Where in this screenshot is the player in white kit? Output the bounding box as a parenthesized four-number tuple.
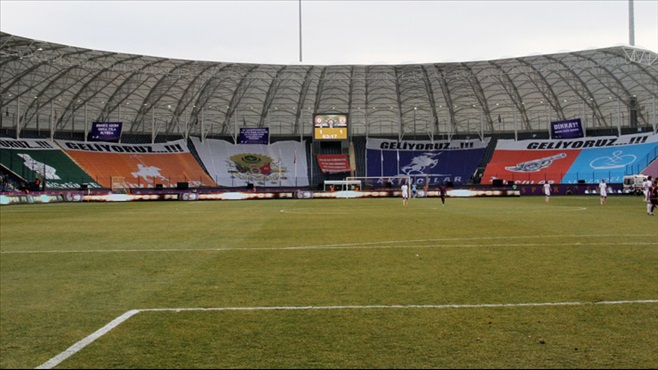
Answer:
(401, 182, 409, 206)
(598, 179, 608, 205)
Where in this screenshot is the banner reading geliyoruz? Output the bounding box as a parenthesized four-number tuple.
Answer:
(482, 133, 658, 184)
(0, 137, 101, 189)
(366, 138, 490, 185)
(56, 139, 215, 188)
(551, 118, 583, 139)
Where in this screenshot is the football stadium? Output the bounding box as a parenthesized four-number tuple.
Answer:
(1, 6, 657, 369)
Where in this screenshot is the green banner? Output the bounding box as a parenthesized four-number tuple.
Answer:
(0, 138, 101, 189)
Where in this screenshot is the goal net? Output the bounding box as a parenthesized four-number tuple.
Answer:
(345, 175, 412, 191)
(111, 176, 129, 194)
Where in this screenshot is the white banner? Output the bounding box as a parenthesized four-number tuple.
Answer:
(55, 139, 190, 154)
(366, 137, 491, 151)
(190, 137, 309, 187)
(494, 132, 658, 151)
(0, 137, 58, 150)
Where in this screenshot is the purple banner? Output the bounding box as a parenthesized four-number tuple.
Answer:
(89, 122, 122, 142)
(551, 118, 583, 139)
(239, 128, 269, 144)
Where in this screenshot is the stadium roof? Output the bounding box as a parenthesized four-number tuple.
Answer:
(1, 31, 656, 140)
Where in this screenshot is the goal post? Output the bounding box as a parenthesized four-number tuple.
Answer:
(345, 175, 412, 191)
(111, 176, 129, 194)
(410, 174, 431, 190)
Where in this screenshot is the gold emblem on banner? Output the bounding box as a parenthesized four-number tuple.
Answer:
(230, 153, 274, 175)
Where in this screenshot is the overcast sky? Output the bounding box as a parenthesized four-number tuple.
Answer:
(1, 0, 657, 65)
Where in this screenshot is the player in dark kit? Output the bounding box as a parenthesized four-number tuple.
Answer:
(439, 183, 447, 206)
(648, 179, 658, 216)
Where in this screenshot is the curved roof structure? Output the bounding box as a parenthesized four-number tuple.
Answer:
(1, 31, 656, 140)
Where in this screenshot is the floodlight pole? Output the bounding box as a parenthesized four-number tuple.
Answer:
(629, 0, 635, 46)
(299, 0, 303, 62)
(413, 107, 417, 136)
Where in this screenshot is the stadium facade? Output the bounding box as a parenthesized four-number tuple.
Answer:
(1, 31, 656, 140)
(1, 32, 657, 197)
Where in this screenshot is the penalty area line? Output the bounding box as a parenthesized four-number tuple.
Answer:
(35, 309, 140, 369)
(36, 299, 658, 369)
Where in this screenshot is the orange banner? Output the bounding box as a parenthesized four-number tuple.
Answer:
(57, 139, 215, 188)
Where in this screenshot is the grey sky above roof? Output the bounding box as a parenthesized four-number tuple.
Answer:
(1, 0, 657, 65)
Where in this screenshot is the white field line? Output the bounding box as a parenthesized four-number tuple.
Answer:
(6, 241, 658, 254)
(279, 205, 590, 214)
(36, 299, 658, 369)
(35, 309, 140, 369)
(4, 234, 657, 254)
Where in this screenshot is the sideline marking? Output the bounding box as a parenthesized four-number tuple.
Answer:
(278, 205, 589, 214)
(4, 234, 656, 254)
(36, 299, 658, 369)
(5, 241, 658, 254)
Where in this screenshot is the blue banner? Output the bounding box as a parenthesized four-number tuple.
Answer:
(560, 141, 658, 184)
(366, 138, 490, 185)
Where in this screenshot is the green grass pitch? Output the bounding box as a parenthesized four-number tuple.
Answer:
(1, 195, 657, 368)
